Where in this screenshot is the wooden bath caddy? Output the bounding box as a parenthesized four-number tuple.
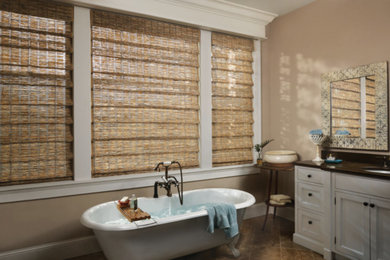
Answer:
(116, 205, 151, 222)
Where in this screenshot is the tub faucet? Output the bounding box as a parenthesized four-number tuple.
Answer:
(153, 161, 177, 197)
(153, 161, 184, 205)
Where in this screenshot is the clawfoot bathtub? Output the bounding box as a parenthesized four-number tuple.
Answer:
(81, 188, 255, 260)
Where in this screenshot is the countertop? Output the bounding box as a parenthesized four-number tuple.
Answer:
(295, 160, 390, 180)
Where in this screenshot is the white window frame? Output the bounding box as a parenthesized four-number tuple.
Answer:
(0, 6, 261, 203)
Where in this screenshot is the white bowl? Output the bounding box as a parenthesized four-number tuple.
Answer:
(263, 150, 298, 164)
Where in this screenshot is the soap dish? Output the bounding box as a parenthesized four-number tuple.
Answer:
(325, 159, 343, 164)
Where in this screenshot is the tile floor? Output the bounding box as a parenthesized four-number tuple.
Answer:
(69, 215, 323, 260)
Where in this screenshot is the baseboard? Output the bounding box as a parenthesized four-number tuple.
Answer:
(323, 248, 333, 260)
(245, 202, 294, 222)
(0, 236, 100, 260)
(0, 202, 289, 260)
(243, 202, 269, 219)
(293, 233, 324, 255)
(275, 206, 295, 222)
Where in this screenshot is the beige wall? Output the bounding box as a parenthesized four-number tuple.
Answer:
(4, 0, 390, 253)
(262, 0, 390, 160)
(0, 174, 268, 252)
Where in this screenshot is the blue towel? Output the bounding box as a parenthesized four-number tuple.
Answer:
(205, 203, 239, 238)
(309, 129, 323, 135)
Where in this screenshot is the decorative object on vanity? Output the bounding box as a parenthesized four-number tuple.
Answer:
(254, 139, 274, 165)
(321, 61, 388, 151)
(324, 153, 343, 164)
(309, 129, 327, 163)
(263, 150, 297, 165)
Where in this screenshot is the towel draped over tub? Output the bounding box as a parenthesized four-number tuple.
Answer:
(205, 203, 238, 238)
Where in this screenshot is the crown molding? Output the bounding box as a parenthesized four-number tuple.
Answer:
(57, 0, 277, 38)
(162, 0, 277, 24)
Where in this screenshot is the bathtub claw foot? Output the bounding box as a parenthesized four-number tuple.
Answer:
(228, 234, 240, 258)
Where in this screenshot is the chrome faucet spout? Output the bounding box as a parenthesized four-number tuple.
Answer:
(154, 162, 164, 171)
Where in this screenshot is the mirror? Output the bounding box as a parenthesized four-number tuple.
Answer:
(321, 62, 388, 151)
(331, 76, 376, 139)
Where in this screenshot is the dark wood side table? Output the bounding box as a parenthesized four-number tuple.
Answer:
(257, 163, 295, 230)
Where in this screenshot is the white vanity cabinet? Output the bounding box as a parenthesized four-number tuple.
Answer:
(333, 173, 390, 260)
(293, 166, 332, 259)
(294, 165, 390, 260)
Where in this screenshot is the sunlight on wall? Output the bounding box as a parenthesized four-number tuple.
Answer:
(278, 52, 292, 149)
(271, 52, 338, 159)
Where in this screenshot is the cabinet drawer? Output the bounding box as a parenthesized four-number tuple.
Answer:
(335, 173, 390, 199)
(296, 208, 323, 243)
(297, 182, 324, 212)
(296, 167, 325, 185)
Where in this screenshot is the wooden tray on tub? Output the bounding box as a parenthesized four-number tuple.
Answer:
(116, 204, 151, 222)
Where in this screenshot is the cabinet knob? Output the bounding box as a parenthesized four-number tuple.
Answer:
(363, 202, 369, 206)
(308, 193, 313, 197)
(308, 220, 312, 225)
(370, 203, 375, 208)
(307, 174, 312, 178)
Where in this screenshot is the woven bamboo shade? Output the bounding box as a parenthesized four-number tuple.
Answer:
(211, 32, 254, 167)
(91, 10, 200, 176)
(331, 76, 376, 138)
(0, 0, 73, 185)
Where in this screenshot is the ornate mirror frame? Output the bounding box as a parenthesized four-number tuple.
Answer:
(321, 61, 388, 151)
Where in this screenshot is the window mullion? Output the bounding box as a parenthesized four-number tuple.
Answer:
(199, 30, 212, 169)
(73, 6, 92, 181)
(252, 40, 261, 163)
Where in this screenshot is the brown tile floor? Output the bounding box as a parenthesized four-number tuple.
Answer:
(69, 215, 323, 260)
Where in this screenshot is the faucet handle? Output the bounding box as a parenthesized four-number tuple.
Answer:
(163, 161, 172, 167)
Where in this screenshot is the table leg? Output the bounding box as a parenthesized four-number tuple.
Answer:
(262, 169, 273, 230)
(273, 170, 279, 219)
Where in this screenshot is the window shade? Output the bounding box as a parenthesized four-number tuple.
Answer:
(91, 10, 200, 176)
(211, 32, 254, 167)
(0, 0, 73, 185)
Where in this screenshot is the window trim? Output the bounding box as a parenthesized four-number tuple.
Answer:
(0, 6, 262, 203)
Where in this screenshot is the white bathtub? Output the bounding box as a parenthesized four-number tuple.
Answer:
(81, 188, 255, 260)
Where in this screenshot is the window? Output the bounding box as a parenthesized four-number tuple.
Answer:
(0, 3, 261, 201)
(0, 0, 73, 185)
(211, 32, 254, 166)
(91, 10, 200, 177)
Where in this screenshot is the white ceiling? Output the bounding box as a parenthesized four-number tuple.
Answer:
(223, 0, 316, 16)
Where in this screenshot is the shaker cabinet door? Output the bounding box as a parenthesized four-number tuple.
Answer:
(370, 197, 390, 260)
(335, 191, 370, 260)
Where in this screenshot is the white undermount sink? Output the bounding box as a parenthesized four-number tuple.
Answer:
(363, 168, 390, 174)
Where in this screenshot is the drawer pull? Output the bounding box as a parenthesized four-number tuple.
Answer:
(307, 174, 312, 178)
(370, 203, 375, 208)
(308, 220, 313, 225)
(308, 193, 312, 197)
(363, 202, 369, 206)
